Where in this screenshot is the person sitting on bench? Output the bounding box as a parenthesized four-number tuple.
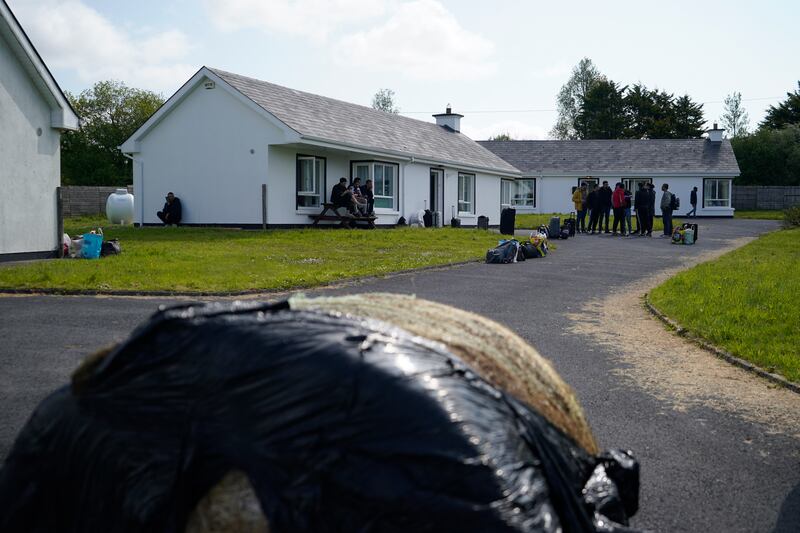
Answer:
(349, 177, 369, 215)
(331, 177, 356, 214)
(157, 192, 182, 225)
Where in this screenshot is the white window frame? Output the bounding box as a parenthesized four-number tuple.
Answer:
(512, 178, 536, 207)
(501, 179, 513, 207)
(703, 178, 731, 208)
(296, 155, 325, 209)
(458, 172, 475, 215)
(501, 178, 536, 208)
(350, 161, 399, 211)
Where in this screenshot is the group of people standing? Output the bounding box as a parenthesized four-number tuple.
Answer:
(571, 180, 687, 237)
(330, 177, 375, 216)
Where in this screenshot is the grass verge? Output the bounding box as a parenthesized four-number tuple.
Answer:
(0, 217, 502, 293)
(734, 210, 785, 220)
(649, 228, 800, 383)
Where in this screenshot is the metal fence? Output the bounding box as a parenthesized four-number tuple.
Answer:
(62, 186, 133, 217)
(732, 186, 800, 210)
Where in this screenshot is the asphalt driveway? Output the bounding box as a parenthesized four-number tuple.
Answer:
(0, 218, 796, 532)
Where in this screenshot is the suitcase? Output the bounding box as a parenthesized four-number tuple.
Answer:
(548, 216, 561, 238)
(423, 209, 433, 228)
(500, 207, 516, 235)
(564, 212, 576, 237)
(450, 206, 461, 228)
(559, 226, 570, 240)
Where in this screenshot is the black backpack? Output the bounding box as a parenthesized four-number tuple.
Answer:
(521, 242, 541, 259)
(485, 241, 518, 264)
(670, 195, 680, 210)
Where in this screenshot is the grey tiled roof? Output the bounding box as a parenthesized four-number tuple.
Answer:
(210, 68, 519, 174)
(478, 139, 740, 175)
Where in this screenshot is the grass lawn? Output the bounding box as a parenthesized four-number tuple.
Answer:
(734, 210, 785, 220)
(649, 228, 800, 383)
(516, 212, 679, 233)
(0, 217, 502, 293)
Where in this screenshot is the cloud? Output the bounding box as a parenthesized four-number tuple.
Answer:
(206, 0, 388, 42)
(334, 0, 496, 80)
(462, 120, 550, 141)
(10, 0, 195, 93)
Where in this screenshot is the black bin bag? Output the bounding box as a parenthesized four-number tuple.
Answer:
(0, 301, 641, 532)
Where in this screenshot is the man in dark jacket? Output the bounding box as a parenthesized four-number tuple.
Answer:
(597, 181, 613, 233)
(157, 192, 182, 225)
(587, 187, 600, 234)
(687, 186, 698, 217)
(645, 183, 657, 237)
(634, 183, 648, 236)
(330, 177, 354, 213)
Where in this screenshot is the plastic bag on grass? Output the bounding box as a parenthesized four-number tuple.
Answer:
(0, 301, 640, 532)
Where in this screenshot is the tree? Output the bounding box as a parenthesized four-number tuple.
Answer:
(761, 81, 800, 130)
(646, 89, 676, 139)
(731, 125, 800, 185)
(371, 88, 399, 114)
(488, 132, 513, 141)
(574, 80, 628, 139)
(720, 92, 749, 137)
(623, 83, 654, 139)
(672, 94, 705, 138)
(62, 80, 164, 185)
(550, 58, 604, 139)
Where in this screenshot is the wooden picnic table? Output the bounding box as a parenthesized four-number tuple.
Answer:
(308, 203, 376, 228)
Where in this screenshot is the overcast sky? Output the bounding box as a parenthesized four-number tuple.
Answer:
(9, 0, 799, 139)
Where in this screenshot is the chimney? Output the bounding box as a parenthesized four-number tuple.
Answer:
(433, 104, 463, 133)
(707, 122, 724, 143)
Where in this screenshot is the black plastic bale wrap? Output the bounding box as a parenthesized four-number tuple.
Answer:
(0, 301, 641, 533)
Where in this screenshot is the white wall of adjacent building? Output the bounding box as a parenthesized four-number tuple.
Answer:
(0, 35, 61, 255)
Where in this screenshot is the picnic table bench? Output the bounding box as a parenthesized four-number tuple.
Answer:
(309, 203, 376, 228)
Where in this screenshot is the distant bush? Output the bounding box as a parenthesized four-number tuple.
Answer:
(784, 206, 800, 228)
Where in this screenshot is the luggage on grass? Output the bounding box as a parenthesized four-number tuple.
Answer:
(500, 208, 516, 235)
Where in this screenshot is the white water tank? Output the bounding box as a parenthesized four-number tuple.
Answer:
(106, 188, 134, 225)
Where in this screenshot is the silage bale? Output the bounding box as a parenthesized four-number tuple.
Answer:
(289, 293, 598, 454)
(0, 300, 637, 533)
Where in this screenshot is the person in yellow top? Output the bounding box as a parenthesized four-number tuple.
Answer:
(572, 183, 588, 233)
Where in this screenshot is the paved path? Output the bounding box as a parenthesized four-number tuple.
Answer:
(1, 219, 797, 532)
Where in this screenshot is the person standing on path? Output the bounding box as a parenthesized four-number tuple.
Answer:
(587, 187, 600, 234)
(623, 186, 633, 236)
(660, 183, 674, 238)
(634, 182, 648, 236)
(687, 186, 698, 217)
(646, 183, 656, 237)
(572, 185, 587, 233)
(598, 181, 613, 234)
(611, 183, 627, 236)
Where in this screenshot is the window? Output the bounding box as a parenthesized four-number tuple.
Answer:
(704, 178, 731, 207)
(623, 178, 652, 192)
(578, 177, 599, 194)
(513, 179, 535, 207)
(296, 155, 325, 208)
(501, 179, 513, 206)
(458, 172, 475, 214)
(351, 161, 399, 210)
(501, 178, 536, 208)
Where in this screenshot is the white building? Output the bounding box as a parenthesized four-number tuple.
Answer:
(120, 67, 519, 228)
(0, 0, 79, 259)
(121, 67, 738, 228)
(480, 129, 738, 218)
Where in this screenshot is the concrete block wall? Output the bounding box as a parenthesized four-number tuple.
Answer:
(62, 186, 133, 217)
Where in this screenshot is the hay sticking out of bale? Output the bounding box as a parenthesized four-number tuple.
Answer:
(289, 293, 598, 454)
(185, 470, 269, 533)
